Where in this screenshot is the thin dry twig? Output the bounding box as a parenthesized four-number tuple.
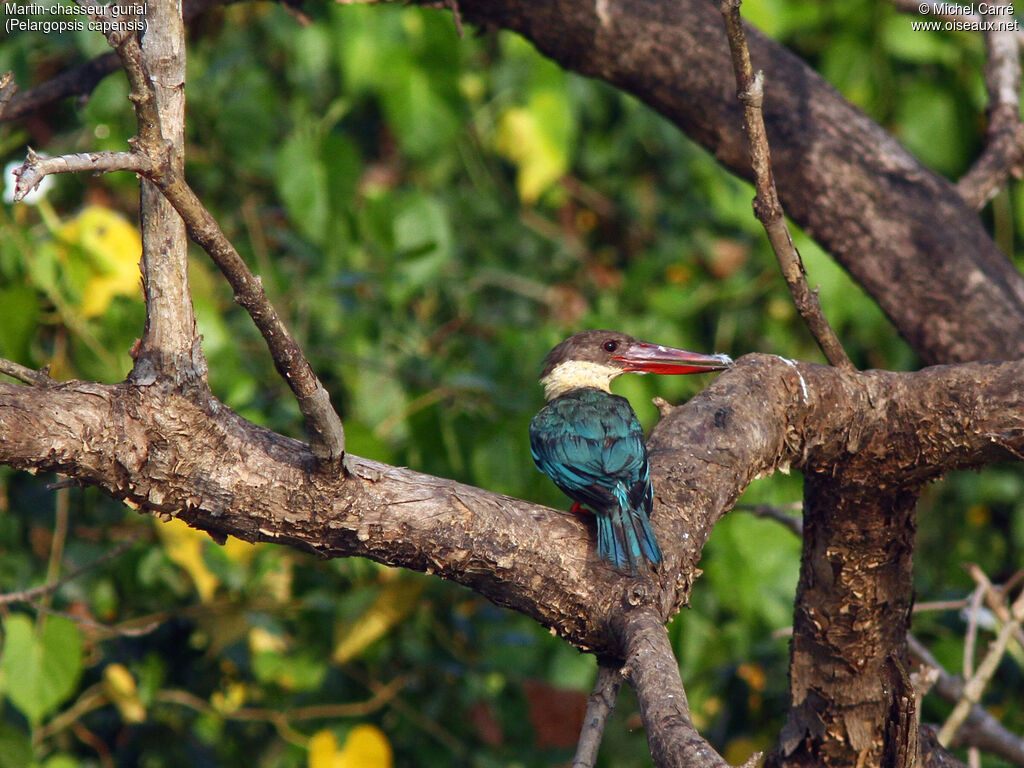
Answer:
(148, 173, 347, 464)
(0, 540, 136, 606)
(444, 0, 464, 37)
(0, 55, 120, 123)
(958, 2, 1024, 209)
(12, 148, 152, 200)
(909, 634, 1024, 765)
(154, 675, 407, 746)
(0, 0, 232, 123)
(938, 578, 1024, 745)
(572, 662, 622, 768)
(962, 584, 985, 679)
(888, 0, 1024, 208)
(735, 502, 803, 535)
(0, 356, 55, 387)
(30, 601, 162, 638)
(719, 0, 855, 371)
(967, 562, 1024, 651)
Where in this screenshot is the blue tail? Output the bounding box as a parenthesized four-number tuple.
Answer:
(595, 504, 663, 571)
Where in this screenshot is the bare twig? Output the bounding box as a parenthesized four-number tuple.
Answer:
(1, 55, 120, 123)
(909, 634, 1024, 765)
(0, 540, 135, 606)
(967, 562, 1024, 651)
(154, 675, 407, 746)
(960, 581, 987, 768)
(12, 148, 152, 201)
(958, 1, 1024, 209)
(735, 502, 803, 535)
(0, 356, 55, 387)
(962, 584, 985, 679)
(572, 662, 622, 768)
(30, 601, 162, 638)
(719, 0, 855, 371)
(148, 172, 347, 464)
(0, 0, 235, 124)
(37, 677, 406, 750)
(444, 0, 464, 37)
(938, 581, 1024, 745)
(888, 0, 1024, 209)
(914, 598, 970, 613)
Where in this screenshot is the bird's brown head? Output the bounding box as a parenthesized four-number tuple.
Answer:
(539, 330, 732, 400)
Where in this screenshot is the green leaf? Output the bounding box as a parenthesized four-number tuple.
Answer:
(495, 86, 573, 203)
(276, 126, 330, 245)
(0, 722, 32, 768)
(0, 284, 38, 364)
(0, 614, 84, 725)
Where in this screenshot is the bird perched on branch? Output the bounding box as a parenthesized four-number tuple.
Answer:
(529, 330, 732, 571)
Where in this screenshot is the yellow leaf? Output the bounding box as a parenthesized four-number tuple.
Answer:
(155, 517, 219, 602)
(210, 682, 247, 715)
(494, 89, 570, 204)
(308, 727, 393, 768)
(248, 626, 288, 654)
(332, 579, 425, 664)
(338, 725, 392, 768)
(308, 730, 341, 768)
(102, 663, 146, 723)
(57, 205, 142, 317)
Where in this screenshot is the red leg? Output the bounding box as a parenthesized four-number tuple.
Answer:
(570, 501, 591, 515)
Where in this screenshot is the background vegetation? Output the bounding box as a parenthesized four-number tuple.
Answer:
(0, 2, 1021, 766)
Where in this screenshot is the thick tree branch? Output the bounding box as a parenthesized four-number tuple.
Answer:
(778, 472, 920, 768)
(0, 356, 1019, 655)
(618, 607, 732, 768)
(131, 0, 206, 385)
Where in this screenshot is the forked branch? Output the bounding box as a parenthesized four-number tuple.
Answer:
(12, 1, 347, 466)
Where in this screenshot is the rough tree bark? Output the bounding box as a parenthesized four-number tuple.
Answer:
(2, 1, 1024, 767)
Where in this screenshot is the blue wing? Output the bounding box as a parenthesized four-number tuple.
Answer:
(530, 389, 661, 569)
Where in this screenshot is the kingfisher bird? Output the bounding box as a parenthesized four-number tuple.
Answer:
(529, 330, 732, 571)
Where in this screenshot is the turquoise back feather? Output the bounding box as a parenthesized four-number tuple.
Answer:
(530, 388, 663, 570)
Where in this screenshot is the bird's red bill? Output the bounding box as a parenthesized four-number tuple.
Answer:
(613, 341, 733, 375)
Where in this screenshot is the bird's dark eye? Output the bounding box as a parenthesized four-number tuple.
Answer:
(603, 340, 619, 353)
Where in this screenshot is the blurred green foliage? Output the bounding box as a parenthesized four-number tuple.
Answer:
(0, 1, 1022, 766)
